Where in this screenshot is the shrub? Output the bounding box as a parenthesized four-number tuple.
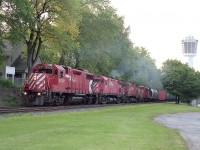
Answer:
(0, 79, 23, 106)
(0, 78, 19, 88)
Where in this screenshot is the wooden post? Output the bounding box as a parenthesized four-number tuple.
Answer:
(12, 74, 14, 83)
(5, 73, 7, 80)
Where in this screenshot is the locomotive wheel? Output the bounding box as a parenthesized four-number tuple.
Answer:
(132, 98, 136, 103)
(51, 96, 63, 106)
(92, 98, 96, 104)
(54, 96, 64, 106)
(116, 98, 121, 104)
(49, 101, 54, 106)
(54, 97, 60, 106)
(100, 97, 107, 104)
(86, 97, 94, 104)
(63, 96, 72, 105)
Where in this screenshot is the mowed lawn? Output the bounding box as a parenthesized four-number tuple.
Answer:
(0, 103, 200, 150)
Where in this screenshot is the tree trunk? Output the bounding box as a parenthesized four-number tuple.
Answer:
(59, 53, 65, 65)
(27, 49, 33, 73)
(74, 51, 80, 68)
(26, 30, 42, 73)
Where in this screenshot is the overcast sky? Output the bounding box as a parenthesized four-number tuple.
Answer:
(110, 0, 200, 70)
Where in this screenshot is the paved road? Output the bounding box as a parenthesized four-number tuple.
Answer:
(155, 112, 200, 150)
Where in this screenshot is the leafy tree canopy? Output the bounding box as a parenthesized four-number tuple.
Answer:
(161, 59, 200, 103)
(76, 0, 128, 75)
(0, 0, 80, 72)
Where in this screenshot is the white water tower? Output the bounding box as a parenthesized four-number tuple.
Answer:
(182, 36, 198, 68)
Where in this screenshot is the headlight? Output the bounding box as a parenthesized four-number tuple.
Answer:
(37, 92, 41, 96)
(34, 76, 37, 80)
(24, 92, 27, 95)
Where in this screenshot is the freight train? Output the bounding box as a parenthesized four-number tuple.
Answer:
(22, 64, 176, 106)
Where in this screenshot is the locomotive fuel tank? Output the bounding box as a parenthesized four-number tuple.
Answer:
(70, 97, 84, 104)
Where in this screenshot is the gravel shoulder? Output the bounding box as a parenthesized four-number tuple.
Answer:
(154, 112, 200, 150)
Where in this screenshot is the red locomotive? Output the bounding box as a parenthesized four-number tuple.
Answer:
(23, 64, 176, 106)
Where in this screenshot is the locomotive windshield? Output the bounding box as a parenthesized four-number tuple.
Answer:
(33, 69, 52, 74)
(94, 79, 103, 83)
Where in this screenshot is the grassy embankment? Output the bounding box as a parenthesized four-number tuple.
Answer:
(0, 78, 23, 106)
(0, 103, 199, 150)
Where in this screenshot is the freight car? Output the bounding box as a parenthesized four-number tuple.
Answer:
(23, 64, 176, 106)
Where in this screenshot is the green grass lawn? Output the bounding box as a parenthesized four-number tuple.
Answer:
(0, 103, 199, 150)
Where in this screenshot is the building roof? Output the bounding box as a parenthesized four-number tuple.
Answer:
(11, 55, 26, 72)
(2, 40, 42, 73)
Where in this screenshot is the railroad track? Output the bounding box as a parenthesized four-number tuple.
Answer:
(0, 104, 123, 114)
(0, 106, 59, 114)
(0, 102, 169, 115)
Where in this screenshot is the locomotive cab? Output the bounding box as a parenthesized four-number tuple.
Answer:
(23, 64, 48, 106)
(23, 64, 66, 106)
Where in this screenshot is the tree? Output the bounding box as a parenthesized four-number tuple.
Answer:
(77, 0, 131, 75)
(0, 42, 5, 69)
(161, 59, 200, 103)
(0, 0, 80, 72)
(0, 3, 6, 69)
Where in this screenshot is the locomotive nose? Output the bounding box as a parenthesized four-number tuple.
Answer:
(28, 73, 46, 90)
